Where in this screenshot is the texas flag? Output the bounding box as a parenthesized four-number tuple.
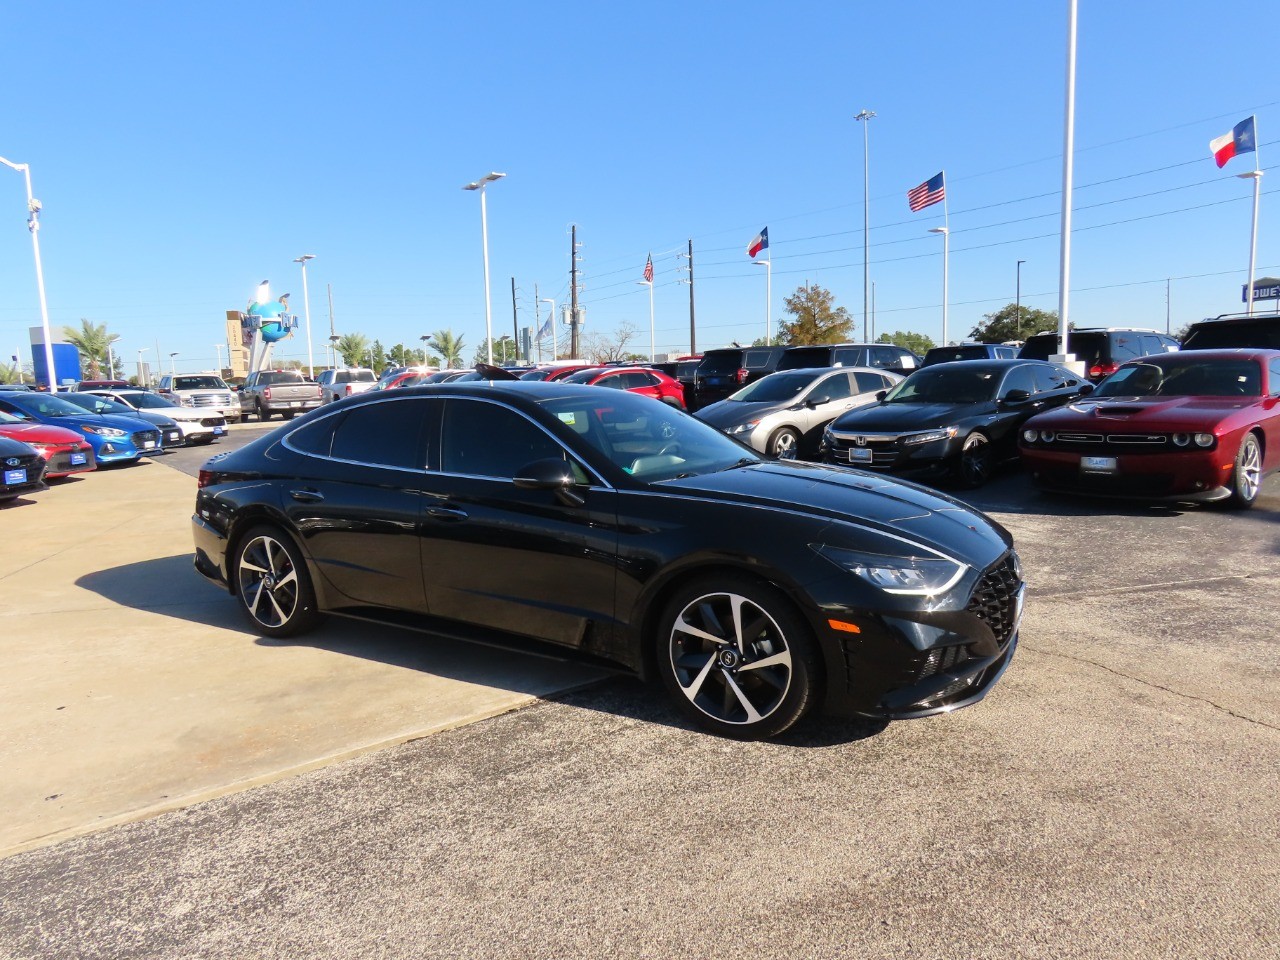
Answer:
(747, 226, 768, 258)
(1211, 116, 1257, 169)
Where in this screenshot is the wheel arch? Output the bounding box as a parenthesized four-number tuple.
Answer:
(224, 508, 321, 602)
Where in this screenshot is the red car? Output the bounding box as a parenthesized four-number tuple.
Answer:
(558, 366, 687, 408)
(519, 364, 600, 382)
(1019, 349, 1280, 508)
(0, 410, 96, 478)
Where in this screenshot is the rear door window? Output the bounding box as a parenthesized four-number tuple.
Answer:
(870, 347, 903, 369)
(329, 400, 428, 469)
(833, 347, 864, 367)
(441, 399, 567, 479)
(1109, 334, 1143, 364)
(854, 371, 889, 393)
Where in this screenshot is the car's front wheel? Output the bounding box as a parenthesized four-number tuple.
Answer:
(234, 525, 321, 637)
(768, 426, 800, 459)
(656, 574, 820, 738)
(955, 431, 993, 488)
(1226, 433, 1263, 509)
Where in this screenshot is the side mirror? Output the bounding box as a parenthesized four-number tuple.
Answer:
(875, 390, 888, 403)
(1077, 382, 1095, 396)
(1002, 389, 1032, 405)
(806, 394, 831, 408)
(513, 458, 585, 506)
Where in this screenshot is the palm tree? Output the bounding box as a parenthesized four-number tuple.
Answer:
(63, 318, 115, 379)
(429, 329, 465, 368)
(0, 361, 27, 385)
(336, 332, 371, 368)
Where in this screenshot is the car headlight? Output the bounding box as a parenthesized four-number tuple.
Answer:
(726, 420, 760, 435)
(1021, 428, 1038, 443)
(82, 425, 127, 438)
(1193, 433, 1215, 448)
(815, 544, 968, 596)
(30, 444, 51, 458)
(1172, 433, 1190, 447)
(902, 426, 958, 445)
(1039, 429, 1055, 443)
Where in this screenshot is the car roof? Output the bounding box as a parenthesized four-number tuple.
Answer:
(1123, 348, 1279, 361)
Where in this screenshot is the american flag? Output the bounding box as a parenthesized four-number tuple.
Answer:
(907, 172, 946, 212)
(643, 253, 654, 283)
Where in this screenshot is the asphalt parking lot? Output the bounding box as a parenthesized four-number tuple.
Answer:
(1, 422, 1277, 959)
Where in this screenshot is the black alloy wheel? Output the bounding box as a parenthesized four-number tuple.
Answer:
(1226, 433, 1263, 509)
(768, 427, 800, 460)
(657, 574, 819, 738)
(956, 431, 993, 488)
(234, 525, 321, 638)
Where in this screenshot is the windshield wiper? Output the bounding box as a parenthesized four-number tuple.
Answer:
(718, 457, 758, 472)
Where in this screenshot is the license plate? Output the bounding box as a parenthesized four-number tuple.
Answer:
(4, 468, 27, 484)
(167, 431, 181, 442)
(290, 401, 301, 407)
(213, 427, 225, 435)
(848, 447, 873, 463)
(142, 440, 156, 450)
(70, 453, 87, 465)
(1081, 456, 1117, 474)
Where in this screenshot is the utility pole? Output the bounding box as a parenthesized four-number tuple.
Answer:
(511, 277, 519, 363)
(687, 239, 696, 354)
(570, 224, 581, 359)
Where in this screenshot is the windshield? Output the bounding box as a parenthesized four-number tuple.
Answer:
(775, 347, 830, 371)
(130, 393, 177, 409)
(1184, 321, 1280, 350)
(1020, 334, 1105, 366)
(520, 369, 554, 381)
(258, 372, 305, 385)
(731, 370, 823, 403)
(884, 367, 1000, 405)
(174, 376, 228, 390)
(4, 394, 89, 418)
(698, 352, 745, 374)
(561, 368, 607, 384)
(1094, 358, 1262, 398)
(538, 391, 759, 482)
(61, 394, 133, 415)
(924, 346, 989, 365)
(335, 370, 376, 383)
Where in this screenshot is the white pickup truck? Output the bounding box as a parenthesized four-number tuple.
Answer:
(157, 373, 242, 423)
(317, 368, 378, 403)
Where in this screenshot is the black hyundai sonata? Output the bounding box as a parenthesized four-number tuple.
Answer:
(193, 382, 1024, 738)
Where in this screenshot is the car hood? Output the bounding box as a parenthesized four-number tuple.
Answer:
(662, 459, 1012, 569)
(50, 412, 157, 433)
(1028, 396, 1255, 428)
(696, 399, 789, 429)
(0, 422, 85, 445)
(829, 401, 989, 432)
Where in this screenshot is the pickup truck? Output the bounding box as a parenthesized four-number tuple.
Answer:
(157, 373, 242, 423)
(317, 368, 378, 403)
(241, 370, 324, 421)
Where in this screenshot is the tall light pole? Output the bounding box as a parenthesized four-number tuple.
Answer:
(329, 334, 342, 369)
(930, 227, 950, 346)
(420, 334, 433, 366)
(137, 348, 149, 387)
(1016, 259, 1026, 340)
(462, 172, 506, 364)
(106, 335, 121, 380)
(854, 109, 876, 343)
(0, 156, 57, 392)
(214, 343, 225, 374)
(540, 297, 557, 361)
(169, 352, 179, 376)
(1056, 0, 1079, 369)
(752, 258, 772, 345)
(635, 278, 656, 361)
(293, 254, 316, 378)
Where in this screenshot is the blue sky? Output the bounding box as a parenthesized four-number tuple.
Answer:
(1, 1, 1276, 374)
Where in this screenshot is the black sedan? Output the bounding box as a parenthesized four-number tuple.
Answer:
(192, 383, 1024, 738)
(821, 360, 1092, 487)
(1, 434, 47, 503)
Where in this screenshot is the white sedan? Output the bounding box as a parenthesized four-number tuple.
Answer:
(82, 389, 227, 445)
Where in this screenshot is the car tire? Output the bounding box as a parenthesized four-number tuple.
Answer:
(768, 426, 800, 460)
(1225, 433, 1263, 509)
(281, 411, 296, 420)
(257, 403, 271, 422)
(656, 574, 820, 739)
(955, 431, 993, 488)
(193, 435, 216, 445)
(233, 525, 322, 638)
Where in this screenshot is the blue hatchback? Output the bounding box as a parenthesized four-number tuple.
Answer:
(0, 392, 163, 465)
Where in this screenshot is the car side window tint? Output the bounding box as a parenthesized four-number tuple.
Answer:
(869, 347, 899, 368)
(288, 413, 339, 458)
(833, 348, 861, 367)
(1110, 335, 1142, 363)
(854, 372, 885, 394)
(328, 400, 427, 469)
(596, 374, 626, 390)
(1139, 336, 1165, 357)
(819, 373, 854, 401)
(1270, 359, 1280, 397)
(1001, 366, 1039, 396)
(441, 399, 567, 479)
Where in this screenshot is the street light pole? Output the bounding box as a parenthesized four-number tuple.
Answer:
(107, 336, 121, 380)
(1016, 260, 1026, 340)
(293, 255, 316, 378)
(463, 172, 506, 364)
(854, 110, 876, 343)
(1056, 0, 1079, 368)
(169, 352, 179, 376)
(930, 227, 950, 346)
(215, 343, 225, 375)
(0, 156, 58, 392)
(753, 259, 772, 345)
(137, 348, 149, 387)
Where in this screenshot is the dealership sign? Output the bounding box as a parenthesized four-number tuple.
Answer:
(1243, 280, 1280, 302)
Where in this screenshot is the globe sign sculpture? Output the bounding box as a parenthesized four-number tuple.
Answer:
(241, 281, 298, 373)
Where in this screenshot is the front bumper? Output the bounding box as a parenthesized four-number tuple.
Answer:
(192, 513, 231, 590)
(822, 432, 962, 477)
(1021, 446, 1234, 501)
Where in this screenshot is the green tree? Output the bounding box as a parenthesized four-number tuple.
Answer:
(970, 303, 1060, 343)
(779, 284, 854, 345)
(427, 329, 466, 367)
(472, 336, 518, 366)
(62, 318, 115, 379)
(0, 361, 29, 385)
(876, 330, 935, 355)
(336, 332, 371, 368)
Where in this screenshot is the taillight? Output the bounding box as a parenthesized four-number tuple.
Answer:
(345, 384, 355, 395)
(263, 387, 272, 401)
(197, 469, 214, 489)
(735, 367, 749, 384)
(1089, 361, 1119, 379)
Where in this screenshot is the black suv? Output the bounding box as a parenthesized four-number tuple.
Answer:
(922, 343, 1018, 366)
(690, 346, 785, 410)
(776, 343, 921, 375)
(1181, 313, 1280, 350)
(1018, 328, 1180, 381)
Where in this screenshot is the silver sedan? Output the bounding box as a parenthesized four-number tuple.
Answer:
(695, 366, 902, 458)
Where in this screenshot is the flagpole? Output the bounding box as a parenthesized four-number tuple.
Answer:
(648, 279, 655, 361)
(766, 257, 772, 345)
(1240, 118, 1262, 316)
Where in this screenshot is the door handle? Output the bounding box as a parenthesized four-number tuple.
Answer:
(289, 488, 324, 503)
(427, 506, 469, 522)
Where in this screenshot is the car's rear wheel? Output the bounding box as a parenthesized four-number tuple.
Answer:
(1226, 433, 1263, 509)
(656, 574, 820, 739)
(955, 431, 993, 488)
(768, 426, 800, 460)
(257, 403, 271, 422)
(234, 525, 321, 638)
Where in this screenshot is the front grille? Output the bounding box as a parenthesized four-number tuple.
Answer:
(1039, 432, 1174, 454)
(1056, 432, 1104, 443)
(200, 416, 227, 428)
(1107, 434, 1167, 445)
(132, 430, 161, 451)
(827, 433, 901, 468)
(187, 393, 233, 408)
(966, 554, 1022, 646)
(46, 448, 95, 473)
(917, 644, 970, 681)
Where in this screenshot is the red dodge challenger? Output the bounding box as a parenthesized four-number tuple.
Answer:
(1018, 349, 1280, 508)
